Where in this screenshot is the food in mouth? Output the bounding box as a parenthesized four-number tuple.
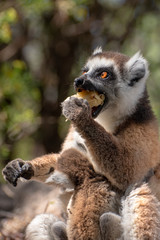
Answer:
(64, 89, 105, 119)
(74, 89, 105, 108)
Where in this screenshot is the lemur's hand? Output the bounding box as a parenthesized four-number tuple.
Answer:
(2, 159, 34, 187)
(62, 97, 91, 122)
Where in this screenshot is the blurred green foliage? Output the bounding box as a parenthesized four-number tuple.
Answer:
(0, 0, 160, 183)
(18, 0, 53, 16)
(0, 8, 18, 43)
(0, 60, 40, 161)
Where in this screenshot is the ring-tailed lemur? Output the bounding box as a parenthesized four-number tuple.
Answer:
(2, 48, 160, 239)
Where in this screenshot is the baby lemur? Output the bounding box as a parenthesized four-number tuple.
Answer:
(3, 48, 160, 239)
(26, 152, 160, 240)
(44, 148, 120, 240)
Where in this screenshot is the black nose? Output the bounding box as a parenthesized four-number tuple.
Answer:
(74, 77, 84, 88)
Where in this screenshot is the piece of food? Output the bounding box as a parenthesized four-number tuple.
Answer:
(73, 90, 105, 108)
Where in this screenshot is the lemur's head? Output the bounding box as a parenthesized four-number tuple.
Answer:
(74, 47, 149, 118)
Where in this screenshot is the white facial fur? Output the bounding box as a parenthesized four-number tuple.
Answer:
(84, 51, 149, 133)
(85, 57, 116, 76)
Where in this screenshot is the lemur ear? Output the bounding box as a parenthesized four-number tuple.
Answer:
(126, 52, 149, 87)
(92, 46, 102, 56)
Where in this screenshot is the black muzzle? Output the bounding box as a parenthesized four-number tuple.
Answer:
(74, 76, 95, 91)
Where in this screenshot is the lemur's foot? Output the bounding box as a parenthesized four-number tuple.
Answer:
(52, 221, 68, 240)
(62, 97, 91, 122)
(100, 212, 122, 240)
(2, 159, 34, 187)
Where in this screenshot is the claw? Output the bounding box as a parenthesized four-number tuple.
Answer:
(21, 163, 34, 179)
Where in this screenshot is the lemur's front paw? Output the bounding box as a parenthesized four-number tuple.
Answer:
(2, 159, 34, 187)
(62, 97, 91, 122)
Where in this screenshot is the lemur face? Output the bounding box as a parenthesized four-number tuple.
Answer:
(74, 48, 149, 118)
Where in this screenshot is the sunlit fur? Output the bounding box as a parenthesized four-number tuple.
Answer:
(121, 183, 160, 240)
(3, 49, 160, 240)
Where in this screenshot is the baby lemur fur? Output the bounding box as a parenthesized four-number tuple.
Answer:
(51, 148, 120, 240)
(3, 48, 160, 239)
(26, 163, 160, 240)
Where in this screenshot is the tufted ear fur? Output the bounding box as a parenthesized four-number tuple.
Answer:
(92, 46, 102, 56)
(126, 52, 149, 87)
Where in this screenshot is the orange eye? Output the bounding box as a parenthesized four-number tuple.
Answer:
(101, 72, 107, 79)
(82, 71, 87, 75)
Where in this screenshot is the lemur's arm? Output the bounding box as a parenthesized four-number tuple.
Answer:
(2, 127, 75, 186)
(62, 97, 158, 190)
(2, 153, 59, 186)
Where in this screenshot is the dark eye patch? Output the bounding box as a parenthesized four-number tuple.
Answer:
(94, 66, 114, 79)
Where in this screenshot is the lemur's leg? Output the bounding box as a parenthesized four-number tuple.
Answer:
(2, 153, 59, 186)
(121, 182, 160, 239)
(100, 212, 122, 240)
(99, 169, 160, 240)
(52, 221, 68, 240)
(100, 183, 160, 240)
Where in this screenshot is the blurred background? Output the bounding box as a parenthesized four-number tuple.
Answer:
(0, 0, 160, 238)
